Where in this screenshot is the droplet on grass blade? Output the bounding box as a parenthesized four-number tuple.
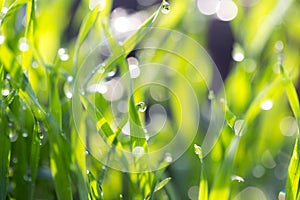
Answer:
(194, 144, 203, 162)
(18, 38, 29, 52)
(231, 175, 245, 183)
(208, 90, 215, 100)
(22, 132, 28, 138)
(136, 102, 147, 112)
(9, 131, 18, 142)
(260, 100, 273, 111)
(0, 34, 5, 45)
(161, 1, 171, 14)
(58, 48, 70, 61)
(132, 146, 145, 158)
(234, 120, 244, 136)
(64, 82, 73, 99)
(164, 153, 173, 163)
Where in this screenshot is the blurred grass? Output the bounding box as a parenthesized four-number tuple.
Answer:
(0, 0, 299, 199)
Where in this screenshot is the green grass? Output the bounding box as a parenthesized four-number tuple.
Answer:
(0, 0, 300, 199)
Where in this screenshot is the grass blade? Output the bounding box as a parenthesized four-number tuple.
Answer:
(194, 144, 208, 200)
(280, 64, 300, 200)
(0, 114, 10, 200)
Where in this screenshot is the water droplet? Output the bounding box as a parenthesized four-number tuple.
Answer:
(231, 175, 245, 183)
(278, 190, 286, 200)
(234, 120, 244, 136)
(194, 144, 203, 161)
(136, 102, 147, 112)
(23, 174, 32, 182)
(164, 153, 173, 163)
(64, 82, 73, 99)
(161, 1, 171, 14)
(232, 44, 245, 62)
(2, 79, 11, 96)
(160, 1, 172, 15)
(128, 57, 140, 79)
(12, 157, 18, 164)
(208, 90, 215, 100)
(22, 132, 28, 138)
(119, 194, 123, 199)
(275, 41, 284, 52)
(2, 89, 10, 96)
(58, 48, 70, 61)
(1, 7, 8, 14)
(87, 82, 108, 94)
(0, 34, 5, 45)
(260, 100, 273, 111)
(67, 75, 73, 82)
(31, 61, 39, 69)
(132, 146, 145, 158)
(85, 150, 89, 155)
(107, 67, 117, 78)
(18, 38, 29, 52)
(9, 131, 18, 142)
(86, 170, 90, 174)
(97, 63, 106, 74)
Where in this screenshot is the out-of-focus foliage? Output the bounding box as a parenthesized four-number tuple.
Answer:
(0, 0, 299, 199)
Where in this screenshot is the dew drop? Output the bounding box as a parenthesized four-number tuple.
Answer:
(194, 144, 203, 161)
(23, 174, 32, 182)
(232, 44, 245, 62)
(87, 82, 108, 94)
(9, 131, 18, 142)
(132, 146, 145, 158)
(107, 67, 117, 78)
(0, 34, 5, 45)
(22, 132, 28, 138)
(64, 82, 73, 99)
(208, 90, 215, 100)
(234, 120, 244, 136)
(86, 170, 90, 174)
(231, 175, 245, 183)
(2, 89, 10, 96)
(1, 7, 8, 15)
(164, 153, 173, 163)
(85, 150, 89, 155)
(18, 38, 29, 52)
(161, 1, 170, 14)
(260, 100, 273, 111)
(136, 102, 147, 112)
(67, 75, 73, 82)
(12, 157, 18, 164)
(58, 48, 70, 61)
(127, 57, 140, 79)
(97, 63, 106, 74)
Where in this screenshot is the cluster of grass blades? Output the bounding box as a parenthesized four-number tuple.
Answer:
(1, 0, 300, 199)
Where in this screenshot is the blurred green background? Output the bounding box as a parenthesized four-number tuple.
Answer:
(0, 0, 300, 199)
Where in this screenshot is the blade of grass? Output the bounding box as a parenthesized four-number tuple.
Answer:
(194, 144, 208, 200)
(280, 64, 300, 200)
(73, 5, 100, 74)
(0, 65, 10, 200)
(29, 119, 41, 197)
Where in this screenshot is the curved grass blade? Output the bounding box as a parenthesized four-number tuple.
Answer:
(73, 6, 100, 74)
(280, 64, 300, 200)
